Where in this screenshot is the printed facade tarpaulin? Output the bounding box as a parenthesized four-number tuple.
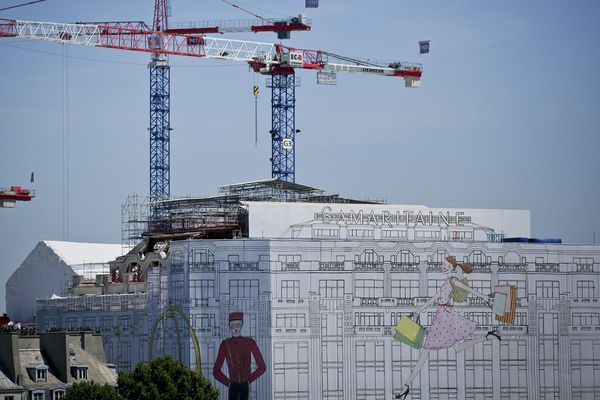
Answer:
(495, 285, 517, 324)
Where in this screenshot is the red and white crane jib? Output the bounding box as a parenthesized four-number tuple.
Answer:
(0, 18, 278, 62)
(0, 18, 422, 84)
(265, 45, 423, 85)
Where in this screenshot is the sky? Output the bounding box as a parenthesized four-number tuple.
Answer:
(1, 0, 599, 314)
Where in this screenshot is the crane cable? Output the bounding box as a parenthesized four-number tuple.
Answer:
(61, 44, 69, 240)
(0, 0, 46, 12)
(220, 0, 270, 23)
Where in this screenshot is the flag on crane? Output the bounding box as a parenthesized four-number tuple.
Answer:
(305, 0, 319, 8)
(419, 41, 430, 55)
(30, 172, 34, 183)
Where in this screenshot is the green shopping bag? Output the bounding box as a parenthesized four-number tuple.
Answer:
(450, 277, 470, 302)
(393, 315, 426, 349)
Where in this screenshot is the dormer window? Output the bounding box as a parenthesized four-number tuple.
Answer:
(30, 364, 49, 382)
(36, 368, 47, 380)
(71, 365, 89, 380)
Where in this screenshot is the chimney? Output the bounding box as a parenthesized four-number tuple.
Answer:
(39, 332, 71, 383)
(0, 332, 22, 384)
(80, 332, 107, 363)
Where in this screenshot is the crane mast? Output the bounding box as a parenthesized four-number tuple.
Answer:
(149, 0, 170, 203)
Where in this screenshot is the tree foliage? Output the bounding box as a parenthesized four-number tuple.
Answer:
(117, 356, 219, 400)
(63, 381, 120, 400)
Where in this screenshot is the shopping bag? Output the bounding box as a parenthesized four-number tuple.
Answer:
(495, 285, 517, 324)
(395, 315, 422, 341)
(494, 285, 513, 313)
(393, 315, 426, 349)
(450, 277, 470, 302)
(393, 328, 425, 349)
(492, 292, 507, 316)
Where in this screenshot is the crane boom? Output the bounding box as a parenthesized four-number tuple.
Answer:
(0, 18, 422, 80)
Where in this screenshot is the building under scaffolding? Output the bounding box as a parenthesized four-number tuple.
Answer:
(121, 178, 383, 248)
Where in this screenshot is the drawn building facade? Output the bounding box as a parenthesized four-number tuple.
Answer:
(35, 200, 600, 400)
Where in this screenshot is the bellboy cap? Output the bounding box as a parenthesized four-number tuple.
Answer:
(229, 311, 244, 321)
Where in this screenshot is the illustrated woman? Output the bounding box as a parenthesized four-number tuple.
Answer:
(395, 256, 500, 399)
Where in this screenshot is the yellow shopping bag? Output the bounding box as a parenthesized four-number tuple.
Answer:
(395, 315, 421, 341)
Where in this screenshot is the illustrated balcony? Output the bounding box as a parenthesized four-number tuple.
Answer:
(275, 298, 306, 305)
(467, 297, 489, 307)
(390, 262, 420, 272)
(426, 262, 442, 272)
(273, 327, 309, 335)
(571, 297, 600, 306)
(355, 326, 385, 335)
(354, 297, 379, 306)
(378, 297, 397, 307)
(319, 262, 344, 271)
(474, 325, 528, 335)
(535, 263, 560, 272)
(576, 264, 594, 272)
(196, 327, 217, 336)
(570, 325, 600, 334)
(498, 263, 527, 273)
(470, 263, 492, 272)
(228, 262, 259, 271)
(353, 262, 384, 272)
(282, 262, 300, 271)
(189, 262, 215, 272)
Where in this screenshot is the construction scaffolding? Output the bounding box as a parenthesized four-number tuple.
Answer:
(121, 178, 385, 248)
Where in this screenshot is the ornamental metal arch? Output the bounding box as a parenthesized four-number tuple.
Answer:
(149, 305, 202, 374)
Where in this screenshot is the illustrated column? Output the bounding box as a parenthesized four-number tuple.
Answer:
(308, 293, 322, 399)
(527, 295, 540, 399)
(343, 294, 356, 400)
(558, 293, 571, 400)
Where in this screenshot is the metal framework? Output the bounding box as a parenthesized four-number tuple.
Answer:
(269, 70, 297, 182)
(149, 54, 171, 201)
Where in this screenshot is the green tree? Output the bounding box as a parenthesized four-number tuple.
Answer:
(117, 356, 219, 400)
(63, 381, 120, 400)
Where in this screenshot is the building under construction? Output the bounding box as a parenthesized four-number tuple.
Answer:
(24, 178, 600, 400)
(122, 178, 381, 246)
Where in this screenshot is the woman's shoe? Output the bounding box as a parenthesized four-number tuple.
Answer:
(486, 329, 501, 341)
(394, 384, 410, 399)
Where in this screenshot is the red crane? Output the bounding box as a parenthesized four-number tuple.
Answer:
(0, 185, 35, 208)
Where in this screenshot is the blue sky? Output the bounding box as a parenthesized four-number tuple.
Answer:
(1, 0, 599, 313)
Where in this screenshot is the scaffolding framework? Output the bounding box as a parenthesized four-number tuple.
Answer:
(121, 179, 383, 248)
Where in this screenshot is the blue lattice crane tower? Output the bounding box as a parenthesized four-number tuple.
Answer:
(149, 0, 171, 202)
(268, 67, 298, 182)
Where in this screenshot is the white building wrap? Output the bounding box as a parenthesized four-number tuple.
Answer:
(35, 203, 599, 400)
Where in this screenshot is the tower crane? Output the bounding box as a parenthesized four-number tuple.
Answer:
(0, 14, 422, 187)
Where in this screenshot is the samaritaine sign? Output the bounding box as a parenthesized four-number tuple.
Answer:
(244, 202, 531, 240)
(316, 206, 470, 227)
